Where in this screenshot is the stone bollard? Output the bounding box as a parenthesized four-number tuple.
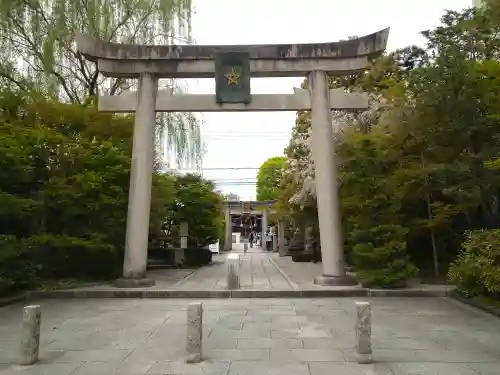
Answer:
(19, 305, 42, 366)
(355, 301, 373, 364)
(226, 253, 240, 289)
(186, 302, 203, 363)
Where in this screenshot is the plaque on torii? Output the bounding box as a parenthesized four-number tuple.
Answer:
(215, 52, 251, 104)
(242, 201, 251, 213)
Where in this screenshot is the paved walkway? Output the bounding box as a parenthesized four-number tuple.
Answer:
(1, 297, 499, 374)
(174, 245, 293, 290)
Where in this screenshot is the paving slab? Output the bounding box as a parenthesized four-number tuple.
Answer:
(0, 297, 499, 374)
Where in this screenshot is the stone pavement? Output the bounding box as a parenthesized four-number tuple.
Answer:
(1, 297, 499, 374)
(174, 244, 294, 290)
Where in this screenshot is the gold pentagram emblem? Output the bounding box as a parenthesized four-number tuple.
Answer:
(224, 68, 241, 85)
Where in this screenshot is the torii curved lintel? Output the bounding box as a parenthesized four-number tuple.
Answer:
(76, 28, 389, 62)
(223, 200, 276, 209)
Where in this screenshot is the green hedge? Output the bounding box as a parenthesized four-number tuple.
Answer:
(0, 235, 37, 295)
(184, 247, 213, 266)
(0, 234, 119, 296)
(352, 225, 419, 288)
(448, 229, 500, 298)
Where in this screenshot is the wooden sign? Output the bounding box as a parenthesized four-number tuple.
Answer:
(242, 201, 251, 212)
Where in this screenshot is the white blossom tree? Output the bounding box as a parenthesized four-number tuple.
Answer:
(285, 92, 387, 207)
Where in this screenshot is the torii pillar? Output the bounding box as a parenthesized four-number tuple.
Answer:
(309, 70, 353, 285)
(117, 72, 157, 287)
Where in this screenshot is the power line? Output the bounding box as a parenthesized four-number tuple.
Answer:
(202, 132, 291, 140)
(203, 131, 291, 134)
(180, 167, 260, 171)
(205, 138, 288, 141)
(212, 179, 257, 183)
(213, 181, 257, 183)
(212, 178, 257, 182)
(215, 183, 257, 185)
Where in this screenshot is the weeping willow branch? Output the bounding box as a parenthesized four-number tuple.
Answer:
(0, 0, 203, 166)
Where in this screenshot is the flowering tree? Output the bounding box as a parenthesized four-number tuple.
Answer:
(285, 90, 386, 208)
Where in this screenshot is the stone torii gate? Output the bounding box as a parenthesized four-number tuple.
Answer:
(223, 200, 277, 251)
(77, 28, 389, 288)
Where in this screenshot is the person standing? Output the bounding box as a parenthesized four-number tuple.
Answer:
(249, 231, 254, 248)
(265, 229, 272, 251)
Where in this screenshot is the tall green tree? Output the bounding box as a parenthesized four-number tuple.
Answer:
(166, 174, 224, 247)
(256, 156, 287, 202)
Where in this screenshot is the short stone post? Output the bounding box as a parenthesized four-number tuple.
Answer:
(224, 207, 232, 251)
(355, 301, 373, 364)
(19, 305, 41, 366)
(278, 221, 286, 256)
(304, 226, 314, 255)
(226, 253, 240, 289)
(186, 302, 203, 363)
(272, 227, 278, 252)
(261, 209, 268, 247)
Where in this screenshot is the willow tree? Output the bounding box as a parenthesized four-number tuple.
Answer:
(0, 0, 202, 166)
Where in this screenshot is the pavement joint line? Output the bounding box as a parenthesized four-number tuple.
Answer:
(168, 268, 198, 289)
(24, 287, 454, 300)
(267, 254, 300, 290)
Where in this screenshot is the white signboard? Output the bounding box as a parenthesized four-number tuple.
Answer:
(180, 236, 188, 249)
(209, 241, 219, 253)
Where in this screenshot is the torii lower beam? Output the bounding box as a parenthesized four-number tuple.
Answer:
(99, 88, 368, 112)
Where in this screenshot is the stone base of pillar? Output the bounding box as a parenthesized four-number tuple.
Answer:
(114, 277, 155, 288)
(278, 248, 290, 257)
(314, 274, 357, 286)
(357, 353, 373, 364)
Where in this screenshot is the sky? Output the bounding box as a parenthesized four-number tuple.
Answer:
(177, 0, 474, 201)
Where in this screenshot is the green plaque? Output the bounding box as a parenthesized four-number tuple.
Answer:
(215, 52, 251, 104)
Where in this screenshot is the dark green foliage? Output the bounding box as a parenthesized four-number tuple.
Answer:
(23, 235, 119, 280)
(352, 225, 419, 288)
(184, 248, 213, 266)
(0, 90, 222, 296)
(0, 236, 37, 295)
